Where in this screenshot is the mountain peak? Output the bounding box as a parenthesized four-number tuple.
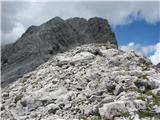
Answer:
(45, 16, 64, 24)
(1, 17, 160, 120)
(1, 17, 117, 87)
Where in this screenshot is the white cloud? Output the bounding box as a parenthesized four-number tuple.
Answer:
(120, 42, 144, 56)
(1, 22, 25, 45)
(149, 43, 160, 65)
(120, 42, 160, 65)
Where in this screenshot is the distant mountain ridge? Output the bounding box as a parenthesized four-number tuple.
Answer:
(1, 17, 117, 87)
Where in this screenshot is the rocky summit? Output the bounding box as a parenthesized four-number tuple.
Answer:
(1, 17, 160, 120)
(1, 17, 117, 87)
(1, 43, 160, 120)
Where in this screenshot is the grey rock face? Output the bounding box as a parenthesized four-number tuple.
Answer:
(1, 44, 160, 120)
(157, 63, 160, 68)
(1, 17, 117, 87)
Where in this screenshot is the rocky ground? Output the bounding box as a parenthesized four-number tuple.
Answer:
(1, 43, 160, 120)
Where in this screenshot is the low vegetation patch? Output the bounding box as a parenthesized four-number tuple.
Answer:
(146, 91, 160, 106)
(137, 110, 154, 118)
(128, 87, 143, 94)
(142, 74, 149, 80)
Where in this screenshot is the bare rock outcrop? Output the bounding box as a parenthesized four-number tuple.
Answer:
(1, 17, 117, 87)
(1, 44, 160, 120)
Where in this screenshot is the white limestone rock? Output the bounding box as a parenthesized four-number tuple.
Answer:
(1, 43, 160, 120)
(99, 100, 146, 119)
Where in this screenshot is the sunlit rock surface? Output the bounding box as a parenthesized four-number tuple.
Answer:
(1, 43, 160, 120)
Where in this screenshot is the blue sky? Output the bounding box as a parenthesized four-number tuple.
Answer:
(114, 20, 160, 46)
(115, 20, 160, 65)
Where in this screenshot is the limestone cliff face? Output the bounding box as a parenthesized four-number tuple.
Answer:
(1, 17, 117, 87)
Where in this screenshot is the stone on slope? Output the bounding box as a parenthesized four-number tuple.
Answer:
(99, 100, 146, 119)
(1, 44, 160, 120)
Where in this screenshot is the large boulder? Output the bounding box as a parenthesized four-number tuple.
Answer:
(99, 100, 146, 119)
